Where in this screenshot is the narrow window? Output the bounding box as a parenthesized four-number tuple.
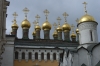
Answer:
(90, 30, 93, 41)
(15, 51, 18, 59)
(35, 52, 38, 60)
(53, 53, 56, 60)
(41, 53, 44, 60)
(47, 53, 50, 60)
(28, 52, 32, 59)
(22, 52, 25, 59)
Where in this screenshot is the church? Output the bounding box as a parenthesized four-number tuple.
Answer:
(0, 0, 100, 66)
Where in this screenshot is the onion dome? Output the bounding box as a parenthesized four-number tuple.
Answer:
(57, 25, 62, 32)
(21, 19, 31, 29)
(35, 25, 41, 30)
(42, 20, 51, 30)
(62, 23, 71, 31)
(79, 14, 96, 23)
(11, 19, 18, 29)
(76, 28, 79, 33)
(53, 30, 58, 37)
(32, 30, 36, 36)
(71, 32, 76, 38)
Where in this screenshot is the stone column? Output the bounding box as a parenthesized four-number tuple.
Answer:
(44, 30, 50, 39)
(38, 53, 41, 61)
(50, 53, 53, 61)
(32, 53, 35, 61)
(44, 53, 47, 61)
(22, 28, 29, 39)
(18, 52, 21, 61)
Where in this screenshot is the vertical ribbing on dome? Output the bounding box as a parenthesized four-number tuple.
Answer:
(56, 17, 62, 40)
(62, 12, 71, 41)
(11, 12, 19, 38)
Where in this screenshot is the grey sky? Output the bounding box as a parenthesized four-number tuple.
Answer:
(6, 0, 100, 41)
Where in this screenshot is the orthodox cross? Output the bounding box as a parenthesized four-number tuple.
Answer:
(44, 9, 49, 20)
(63, 12, 69, 23)
(33, 20, 37, 28)
(23, 7, 29, 18)
(76, 18, 79, 23)
(33, 63, 40, 66)
(53, 22, 57, 30)
(57, 17, 61, 26)
(83, 2, 87, 14)
(12, 12, 18, 24)
(71, 24, 75, 33)
(35, 14, 40, 24)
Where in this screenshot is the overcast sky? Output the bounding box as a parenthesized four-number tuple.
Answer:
(6, 0, 100, 41)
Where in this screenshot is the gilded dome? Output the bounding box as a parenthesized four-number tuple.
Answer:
(42, 20, 51, 30)
(71, 32, 76, 38)
(57, 25, 62, 32)
(32, 30, 36, 36)
(11, 23, 18, 29)
(79, 14, 96, 23)
(35, 25, 41, 30)
(53, 30, 58, 37)
(21, 19, 31, 28)
(62, 23, 71, 31)
(76, 28, 79, 33)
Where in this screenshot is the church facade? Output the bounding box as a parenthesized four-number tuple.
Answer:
(0, 1, 100, 66)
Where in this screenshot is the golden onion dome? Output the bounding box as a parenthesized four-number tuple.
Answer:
(79, 14, 96, 23)
(21, 19, 31, 28)
(62, 23, 71, 31)
(53, 30, 58, 37)
(32, 30, 36, 36)
(71, 32, 76, 38)
(11, 23, 18, 29)
(35, 25, 41, 30)
(42, 20, 51, 30)
(76, 28, 79, 33)
(57, 25, 62, 32)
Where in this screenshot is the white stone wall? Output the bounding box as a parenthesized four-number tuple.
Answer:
(78, 22, 98, 44)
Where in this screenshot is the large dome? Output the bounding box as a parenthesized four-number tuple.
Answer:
(42, 20, 51, 30)
(79, 14, 96, 23)
(21, 19, 31, 28)
(62, 23, 71, 31)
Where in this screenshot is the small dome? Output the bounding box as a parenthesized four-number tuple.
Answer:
(76, 28, 79, 33)
(32, 30, 36, 36)
(57, 25, 62, 32)
(35, 25, 41, 30)
(79, 14, 96, 23)
(11, 23, 18, 29)
(71, 32, 76, 38)
(21, 19, 31, 28)
(53, 30, 58, 37)
(42, 20, 51, 30)
(62, 23, 71, 31)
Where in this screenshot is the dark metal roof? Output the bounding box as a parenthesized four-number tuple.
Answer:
(14, 39, 79, 47)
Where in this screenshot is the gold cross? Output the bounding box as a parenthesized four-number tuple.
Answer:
(76, 18, 79, 23)
(71, 24, 75, 32)
(35, 14, 40, 23)
(63, 12, 69, 23)
(57, 17, 61, 25)
(12, 12, 18, 19)
(83, 2, 87, 14)
(23, 7, 29, 18)
(44, 9, 49, 20)
(12, 19, 16, 24)
(53, 22, 57, 29)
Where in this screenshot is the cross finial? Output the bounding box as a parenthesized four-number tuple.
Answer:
(44, 9, 49, 20)
(83, 2, 87, 14)
(76, 18, 79, 23)
(33, 20, 37, 28)
(23, 7, 29, 18)
(57, 17, 61, 26)
(63, 12, 69, 23)
(71, 24, 75, 32)
(53, 22, 57, 29)
(13, 12, 18, 20)
(35, 14, 40, 23)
